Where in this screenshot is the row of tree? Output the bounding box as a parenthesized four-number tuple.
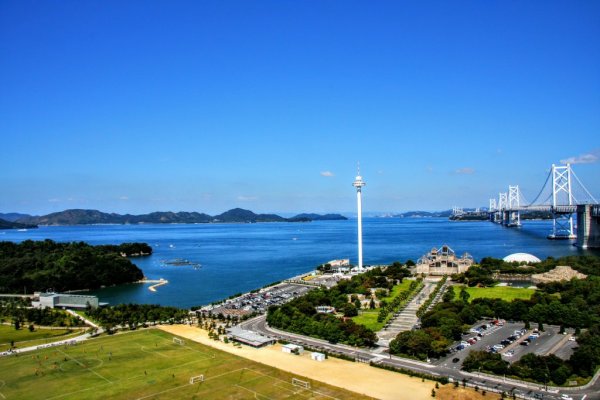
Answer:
(0, 240, 147, 293)
(0, 300, 84, 327)
(85, 303, 189, 332)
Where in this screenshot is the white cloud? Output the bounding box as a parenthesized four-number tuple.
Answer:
(119, 196, 129, 201)
(320, 171, 334, 177)
(237, 195, 258, 201)
(560, 150, 599, 165)
(48, 198, 61, 203)
(455, 167, 475, 175)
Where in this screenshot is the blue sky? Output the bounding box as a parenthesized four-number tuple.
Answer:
(1, 1, 599, 215)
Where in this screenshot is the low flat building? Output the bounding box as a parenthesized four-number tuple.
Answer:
(415, 245, 473, 276)
(282, 344, 304, 354)
(32, 292, 104, 309)
(311, 352, 326, 362)
(227, 326, 275, 348)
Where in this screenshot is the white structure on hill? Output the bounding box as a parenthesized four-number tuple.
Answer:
(415, 245, 473, 276)
(32, 292, 102, 309)
(503, 253, 541, 264)
(352, 165, 366, 270)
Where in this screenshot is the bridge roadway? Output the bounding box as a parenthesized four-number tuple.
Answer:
(239, 315, 600, 400)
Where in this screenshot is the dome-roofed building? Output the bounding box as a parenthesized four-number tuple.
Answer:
(502, 253, 541, 264)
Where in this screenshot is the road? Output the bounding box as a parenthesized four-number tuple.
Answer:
(240, 315, 600, 400)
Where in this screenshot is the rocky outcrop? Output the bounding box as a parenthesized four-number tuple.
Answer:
(531, 265, 587, 284)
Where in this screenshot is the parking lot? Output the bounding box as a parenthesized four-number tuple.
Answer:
(438, 320, 577, 369)
(201, 282, 314, 317)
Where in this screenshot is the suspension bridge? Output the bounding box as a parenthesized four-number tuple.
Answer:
(467, 163, 599, 248)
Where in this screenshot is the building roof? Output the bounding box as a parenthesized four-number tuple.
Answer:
(503, 253, 541, 264)
(227, 326, 274, 347)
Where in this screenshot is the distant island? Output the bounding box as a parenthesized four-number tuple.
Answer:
(0, 217, 38, 230)
(7, 208, 347, 226)
(382, 210, 453, 218)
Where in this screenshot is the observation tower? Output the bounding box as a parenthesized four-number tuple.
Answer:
(352, 166, 366, 270)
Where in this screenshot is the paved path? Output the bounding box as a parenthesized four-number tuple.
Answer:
(376, 282, 435, 345)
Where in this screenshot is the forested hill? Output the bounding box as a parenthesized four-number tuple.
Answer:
(0, 218, 37, 230)
(14, 208, 347, 225)
(0, 240, 147, 293)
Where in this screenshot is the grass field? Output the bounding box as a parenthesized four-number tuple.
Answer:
(0, 325, 84, 352)
(455, 285, 536, 302)
(0, 328, 371, 400)
(352, 280, 414, 331)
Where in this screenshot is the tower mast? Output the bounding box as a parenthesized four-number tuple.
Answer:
(352, 164, 366, 270)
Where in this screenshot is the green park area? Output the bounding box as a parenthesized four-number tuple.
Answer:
(454, 285, 536, 302)
(0, 325, 84, 352)
(0, 329, 369, 400)
(352, 280, 415, 331)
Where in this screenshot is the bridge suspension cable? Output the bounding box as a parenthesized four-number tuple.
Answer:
(527, 168, 552, 206)
(571, 168, 599, 204)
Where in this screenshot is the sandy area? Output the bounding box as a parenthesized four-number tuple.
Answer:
(437, 385, 500, 399)
(159, 324, 436, 400)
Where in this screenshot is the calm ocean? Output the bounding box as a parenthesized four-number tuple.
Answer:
(2, 218, 597, 308)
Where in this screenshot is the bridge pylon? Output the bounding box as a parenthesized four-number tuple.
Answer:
(489, 198, 497, 222)
(498, 192, 508, 225)
(549, 163, 576, 239)
(507, 185, 521, 227)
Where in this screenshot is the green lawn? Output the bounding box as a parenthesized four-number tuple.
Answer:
(0, 325, 84, 352)
(352, 280, 416, 331)
(454, 285, 536, 302)
(0, 329, 371, 400)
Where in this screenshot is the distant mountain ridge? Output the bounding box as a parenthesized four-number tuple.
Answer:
(390, 210, 453, 218)
(14, 208, 347, 226)
(0, 212, 32, 222)
(0, 218, 38, 230)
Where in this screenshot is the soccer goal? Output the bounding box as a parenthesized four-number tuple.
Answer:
(292, 378, 310, 389)
(189, 374, 204, 384)
(173, 337, 185, 345)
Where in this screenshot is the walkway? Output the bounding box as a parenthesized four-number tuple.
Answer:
(376, 281, 435, 346)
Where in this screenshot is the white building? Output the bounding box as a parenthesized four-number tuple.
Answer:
(32, 292, 102, 309)
(281, 344, 304, 354)
(311, 352, 326, 362)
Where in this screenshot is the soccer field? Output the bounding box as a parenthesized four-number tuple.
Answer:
(0, 329, 371, 400)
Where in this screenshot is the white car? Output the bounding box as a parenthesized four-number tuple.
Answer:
(560, 395, 573, 400)
(568, 336, 576, 341)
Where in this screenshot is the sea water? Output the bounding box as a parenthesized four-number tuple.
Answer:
(2, 218, 597, 308)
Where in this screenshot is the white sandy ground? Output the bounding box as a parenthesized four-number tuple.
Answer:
(159, 325, 437, 400)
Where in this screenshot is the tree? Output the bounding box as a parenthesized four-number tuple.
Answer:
(443, 286, 455, 303)
(460, 288, 470, 303)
